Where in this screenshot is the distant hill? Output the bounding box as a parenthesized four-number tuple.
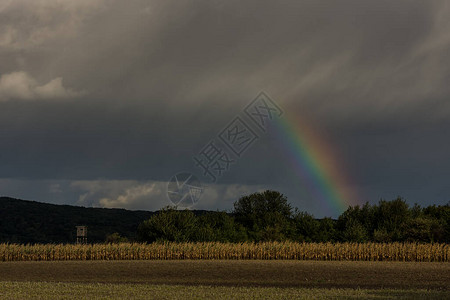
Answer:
(0, 197, 156, 244)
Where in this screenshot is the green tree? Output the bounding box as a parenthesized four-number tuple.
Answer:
(316, 217, 337, 242)
(194, 212, 247, 242)
(137, 207, 197, 242)
(423, 204, 450, 242)
(374, 197, 410, 241)
(292, 210, 320, 242)
(233, 190, 294, 241)
(336, 204, 371, 242)
(342, 219, 369, 242)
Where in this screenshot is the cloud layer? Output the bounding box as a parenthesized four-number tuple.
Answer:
(0, 71, 84, 101)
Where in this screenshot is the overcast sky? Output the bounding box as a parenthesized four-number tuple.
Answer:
(0, 0, 449, 217)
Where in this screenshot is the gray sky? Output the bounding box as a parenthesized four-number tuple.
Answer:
(0, 0, 449, 217)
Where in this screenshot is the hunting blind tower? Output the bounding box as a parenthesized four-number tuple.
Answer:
(76, 226, 87, 244)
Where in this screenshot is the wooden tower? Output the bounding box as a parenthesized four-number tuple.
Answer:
(76, 226, 88, 244)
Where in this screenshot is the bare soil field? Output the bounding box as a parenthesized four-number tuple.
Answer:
(0, 260, 448, 290)
(1, 282, 449, 300)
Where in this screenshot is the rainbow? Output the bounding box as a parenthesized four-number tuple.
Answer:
(269, 107, 361, 216)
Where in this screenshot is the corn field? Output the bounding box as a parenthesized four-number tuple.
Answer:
(0, 242, 449, 262)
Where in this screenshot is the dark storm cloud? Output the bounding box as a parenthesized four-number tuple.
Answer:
(1, 0, 449, 215)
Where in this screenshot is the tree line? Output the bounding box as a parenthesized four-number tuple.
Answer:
(135, 190, 450, 244)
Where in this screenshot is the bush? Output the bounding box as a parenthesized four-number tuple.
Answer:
(105, 232, 128, 244)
